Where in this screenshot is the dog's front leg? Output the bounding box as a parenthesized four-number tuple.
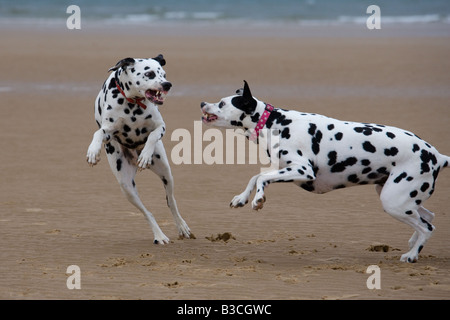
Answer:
(251, 165, 316, 210)
(230, 173, 261, 208)
(137, 121, 165, 170)
(87, 128, 111, 166)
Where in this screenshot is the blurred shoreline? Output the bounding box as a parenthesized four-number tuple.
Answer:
(1, 17, 450, 38)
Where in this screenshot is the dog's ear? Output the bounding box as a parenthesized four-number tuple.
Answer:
(235, 88, 244, 95)
(242, 80, 253, 103)
(152, 54, 166, 66)
(108, 57, 135, 72)
(232, 80, 257, 114)
(242, 80, 257, 112)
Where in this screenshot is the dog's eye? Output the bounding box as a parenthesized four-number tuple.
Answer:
(218, 101, 225, 109)
(145, 71, 156, 79)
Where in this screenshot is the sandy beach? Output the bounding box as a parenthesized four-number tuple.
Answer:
(0, 21, 449, 300)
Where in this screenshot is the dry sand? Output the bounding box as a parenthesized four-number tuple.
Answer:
(0, 23, 449, 300)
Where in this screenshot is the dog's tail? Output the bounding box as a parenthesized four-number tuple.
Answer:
(439, 154, 450, 170)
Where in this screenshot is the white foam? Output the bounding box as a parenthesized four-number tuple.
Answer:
(337, 14, 442, 25)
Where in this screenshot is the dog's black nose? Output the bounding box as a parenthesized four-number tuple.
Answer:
(201, 102, 206, 108)
(162, 82, 172, 91)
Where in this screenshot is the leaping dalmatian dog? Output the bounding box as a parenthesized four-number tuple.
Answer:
(87, 55, 192, 244)
(200, 80, 449, 262)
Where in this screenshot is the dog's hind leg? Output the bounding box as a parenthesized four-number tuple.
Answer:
(106, 141, 170, 244)
(408, 206, 435, 250)
(417, 206, 435, 223)
(148, 140, 192, 239)
(378, 183, 437, 250)
(378, 178, 435, 263)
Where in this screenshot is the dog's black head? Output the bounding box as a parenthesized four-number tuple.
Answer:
(201, 80, 262, 129)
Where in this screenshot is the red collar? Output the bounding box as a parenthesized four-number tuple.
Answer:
(115, 79, 147, 110)
(249, 103, 274, 141)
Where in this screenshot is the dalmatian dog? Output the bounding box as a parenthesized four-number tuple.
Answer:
(200, 80, 449, 262)
(87, 55, 191, 244)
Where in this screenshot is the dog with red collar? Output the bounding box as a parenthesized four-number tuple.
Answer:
(87, 55, 191, 244)
(201, 80, 449, 263)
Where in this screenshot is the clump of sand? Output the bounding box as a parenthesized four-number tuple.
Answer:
(366, 243, 400, 252)
(205, 232, 236, 242)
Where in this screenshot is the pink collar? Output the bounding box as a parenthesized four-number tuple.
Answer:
(249, 104, 274, 141)
(115, 79, 147, 110)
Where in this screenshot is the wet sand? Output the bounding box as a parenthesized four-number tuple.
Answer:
(0, 23, 449, 299)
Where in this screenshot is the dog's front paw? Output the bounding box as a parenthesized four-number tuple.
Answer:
(230, 194, 249, 208)
(86, 147, 101, 166)
(251, 195, 266, 211)
(176, 218, 193, 239)
(137, 149, 154, 170)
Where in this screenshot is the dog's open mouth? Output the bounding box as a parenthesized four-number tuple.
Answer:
(145, 89, 167, 105)
(202, 111, 218, 124)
